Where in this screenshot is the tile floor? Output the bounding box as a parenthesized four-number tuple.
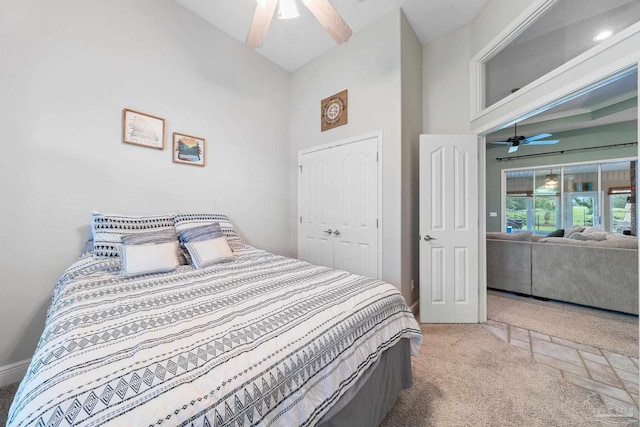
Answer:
(483, 319, 640, 419)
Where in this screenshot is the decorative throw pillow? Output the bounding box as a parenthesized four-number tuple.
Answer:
(582, 227, 605, 234)
(546, 229, 565, 237)
(174, 213, 240, 242)
(569, 232, 607, 241)
(91, 211, 175, 257)
(178, 223, 224, 243)
(117, 241, 179, 277)
(122, 229, 187, 265)
(184, 237, 234, 269)
(564, 226, 586, 239)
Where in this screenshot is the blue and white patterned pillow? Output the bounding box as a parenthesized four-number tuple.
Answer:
(117, 241, 180, 277)
(122, 229, 187, 265)
(184, 237, 234, 269)
(178, 223, 224, 243)
(91, 211, 176, 257)
(174, 213, 240, 242)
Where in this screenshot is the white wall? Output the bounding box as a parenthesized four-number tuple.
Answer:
(400, 13, 423, 304)
(422, 0, 536, 134)
(289, 10, 407, 296)
(290, 9, 426, 306)
(0, 0, 291, 369)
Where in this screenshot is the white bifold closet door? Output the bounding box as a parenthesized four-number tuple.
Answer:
(298, 136, 379, 278)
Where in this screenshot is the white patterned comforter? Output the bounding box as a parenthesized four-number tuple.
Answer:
(8, 249, 422, 427)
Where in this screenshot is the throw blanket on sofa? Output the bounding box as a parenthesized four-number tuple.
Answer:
(8, 250, 421, 427)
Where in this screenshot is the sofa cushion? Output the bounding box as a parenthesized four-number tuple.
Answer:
(486, 231, 532, 241)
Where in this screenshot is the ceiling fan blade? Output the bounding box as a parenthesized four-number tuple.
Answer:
(246, 0, 279, 49)
(524, 133, 552, 142)
(489, 141, 511, 145)
(526, 140, 559, 145)
(302, 0, 353, 44)
(508, 145, 519, 154)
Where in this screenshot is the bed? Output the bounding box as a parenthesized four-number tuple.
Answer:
(7, 212, 422, 427)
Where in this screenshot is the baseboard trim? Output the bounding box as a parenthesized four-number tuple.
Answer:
(0, 359, 30, 388)
(409, 300, 419, 317)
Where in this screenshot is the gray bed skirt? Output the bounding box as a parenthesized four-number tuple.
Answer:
(316, 338, 412, 427)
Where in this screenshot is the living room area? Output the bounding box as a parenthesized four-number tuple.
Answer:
(482, 33, 638, 413)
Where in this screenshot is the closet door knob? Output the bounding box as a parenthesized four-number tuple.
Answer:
(423, 234, 436, 241)
(333, 230, 341, 236)
(323, 229, 333, 234)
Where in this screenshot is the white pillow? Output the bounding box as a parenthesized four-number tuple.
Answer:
(185, 237, 234, 269)
(118, 241, 180, 277)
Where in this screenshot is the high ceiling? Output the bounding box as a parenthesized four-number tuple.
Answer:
(175, 0, 488, 72)
(487, 68, 638, 144)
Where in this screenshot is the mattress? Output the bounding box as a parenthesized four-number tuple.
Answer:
(7, 248, 421, 426)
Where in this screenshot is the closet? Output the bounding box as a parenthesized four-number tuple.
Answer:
(297, 133, 380, 278)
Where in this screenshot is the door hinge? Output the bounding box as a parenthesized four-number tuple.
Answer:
(376, 218, 379, 228)
(299, 165, 302, 172)
(299, 216, 302, 223)
(376, 152, 379, 162)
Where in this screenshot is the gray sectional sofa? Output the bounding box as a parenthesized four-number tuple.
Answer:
(487, 230, 639, 315)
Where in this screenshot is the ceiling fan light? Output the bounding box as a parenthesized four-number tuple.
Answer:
(544, 173, 558, 188)
(255, 0, 268, 8)
(278, 0, 300, 19)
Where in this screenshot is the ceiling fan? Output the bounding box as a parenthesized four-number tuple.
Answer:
(246, 0, 353, 48)
(490, 123, 559, 154)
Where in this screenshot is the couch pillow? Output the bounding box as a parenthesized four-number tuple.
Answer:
(486, 231, 532, 241)
(91, 211, 175, 257)
(564, 226, 586, 239)
(546, 229, 565, 237)
(118, 241, 180, 277)
(569, 232, 607, 241)
(184, 237, 234, 269)
(583, 227, 605, 234)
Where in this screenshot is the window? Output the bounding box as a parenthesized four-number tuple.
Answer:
(503, 159, 636, 234)
(609, 190, 631, 233)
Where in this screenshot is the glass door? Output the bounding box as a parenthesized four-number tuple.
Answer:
(564, 192, 599, 229)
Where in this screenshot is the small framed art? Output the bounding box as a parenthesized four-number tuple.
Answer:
(321, 90, 348, 132)
(122, 108, 165, 149)
(173, 132, 205, 167)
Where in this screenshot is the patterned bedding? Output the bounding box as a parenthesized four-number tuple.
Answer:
(7, 248, 422, 427)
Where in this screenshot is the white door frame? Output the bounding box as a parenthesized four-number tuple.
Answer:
(297, 130, 384, 279)
(469, 1, 640, 322)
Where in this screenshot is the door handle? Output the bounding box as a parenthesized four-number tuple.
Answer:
(333, 229, 341, 236)
(423, 235, 437, 241)
(323, 229, 333, 234)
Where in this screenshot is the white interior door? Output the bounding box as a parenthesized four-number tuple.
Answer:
(332, 138, 378, 277)
(420, 135, 479, 323)
(298, 149, 334, 267)
(298, 134, 380, 278)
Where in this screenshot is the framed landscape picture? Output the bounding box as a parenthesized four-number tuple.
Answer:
(122, 108, 165, 149)
(173, 132, 205, 167)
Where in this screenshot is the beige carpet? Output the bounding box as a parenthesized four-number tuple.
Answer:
(382, 324, 618, 427)
(488, 291, 639, 358)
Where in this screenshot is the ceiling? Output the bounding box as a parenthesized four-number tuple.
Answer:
(175, 0, 488, 72)
(487, 68, 638, 143)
